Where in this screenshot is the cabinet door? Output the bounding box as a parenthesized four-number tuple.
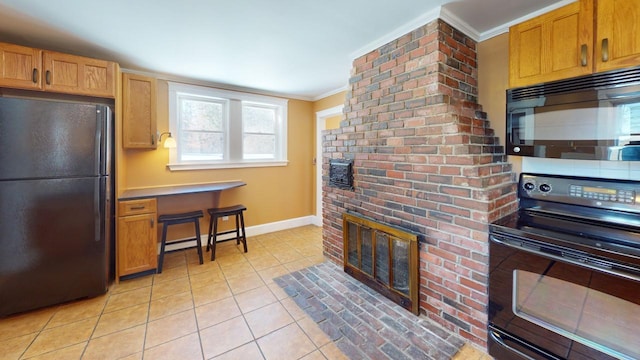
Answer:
(122, 73, 157, 149)
(596, 0, 640, 72)
(0, 42, 42, 90)
(43, 51, 116, 98)
(509, 0, 593, 88)
(117, 213, 157, 277)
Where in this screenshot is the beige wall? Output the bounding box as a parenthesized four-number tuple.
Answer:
(119, 80, 316, 231)
(325, 115, 341, 130)
(477, 33, 522, 173)
(313, 91, 346, 113)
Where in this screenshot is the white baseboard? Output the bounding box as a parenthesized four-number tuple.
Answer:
(246, 215, 315, 236)
(161, 215, 316, 252)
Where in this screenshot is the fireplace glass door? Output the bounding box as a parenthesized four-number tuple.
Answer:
(343, 212, 419, 314)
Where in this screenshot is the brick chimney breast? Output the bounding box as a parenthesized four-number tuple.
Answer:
(322, 19, 517, 346)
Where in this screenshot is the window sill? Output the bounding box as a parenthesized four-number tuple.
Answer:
(167, 160, 289, 171)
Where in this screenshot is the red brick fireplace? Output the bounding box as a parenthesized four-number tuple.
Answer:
(321, 19, 517, 347)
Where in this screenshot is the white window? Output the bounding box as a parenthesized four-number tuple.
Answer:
(167, 82, 288, 170)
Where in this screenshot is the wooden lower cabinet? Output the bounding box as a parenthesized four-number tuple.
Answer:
(117, 199, 157, 278)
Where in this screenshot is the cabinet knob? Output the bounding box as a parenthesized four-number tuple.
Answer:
(45, 70, 51, 85)
(580, 44, 588, 66)
(32, 68, 38, 83)
(151, 134, 155, 145)
(150, 219, 154, 228)
(601, 38, 609, 62)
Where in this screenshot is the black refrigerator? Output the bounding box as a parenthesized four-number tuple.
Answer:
(0, 97, 113, 316)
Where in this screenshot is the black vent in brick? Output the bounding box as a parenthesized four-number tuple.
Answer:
(329, 159, 353, 190)
(509, 66, 640, 101)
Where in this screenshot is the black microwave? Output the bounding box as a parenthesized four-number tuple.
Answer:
(506, 67, 640, 161)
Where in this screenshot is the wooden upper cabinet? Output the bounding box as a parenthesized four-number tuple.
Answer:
(0, 41, 116, 98)
(509, 0, 593, 88)
(43, 51, 116, 98)
(595, 0, 640, 72)
(510, 0, 640, 87)
(0, 42, 42, 90)
(122, 73, 157, 149)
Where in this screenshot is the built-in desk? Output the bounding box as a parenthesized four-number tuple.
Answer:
(118, 180, 246, 200)
(116, 180, 246, 280)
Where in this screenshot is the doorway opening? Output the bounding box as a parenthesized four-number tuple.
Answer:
(314, 104, 343, 226)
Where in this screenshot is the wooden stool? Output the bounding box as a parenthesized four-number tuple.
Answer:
(206, 205, 247, 261)
(157, 210, 204, 273)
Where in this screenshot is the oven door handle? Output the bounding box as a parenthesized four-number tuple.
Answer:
(489, 326, 563, 360)
(490, 233, 640, 283)
(489, 330, 536, 360)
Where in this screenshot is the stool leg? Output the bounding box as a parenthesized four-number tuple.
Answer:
(239, 211, 247, 253)
(194, 219, 203, 265)
(206, 213, 214, 252)
(211, 215, 219, 261)
(158, 223, 168, 274)
(234, 214, 241, 245)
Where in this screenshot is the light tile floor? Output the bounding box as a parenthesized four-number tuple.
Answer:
(0, 225, 489, 360)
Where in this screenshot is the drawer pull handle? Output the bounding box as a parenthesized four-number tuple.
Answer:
(130, 206, 146, 210)
(580, 44, 587, 66)
(45, 70, 51, 85)
(602, 38, 609, 62)
(150, 219, 154, 227)
(32, 68, 38, 83)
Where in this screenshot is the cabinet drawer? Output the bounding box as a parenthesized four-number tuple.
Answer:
(118, 198, 157, 216)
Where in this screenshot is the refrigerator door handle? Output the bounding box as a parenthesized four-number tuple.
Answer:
(96, 178, 104, 242)
(95, 108, 103, 176)
(95, 105, 112, 176)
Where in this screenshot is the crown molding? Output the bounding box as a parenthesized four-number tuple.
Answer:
(349, 6, 441, 60)
(312, 85, 349, 102)
(439, 7, 480, 41)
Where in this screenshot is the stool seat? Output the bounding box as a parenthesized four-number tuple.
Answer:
(207, 204, 247, 261)
(158, 210, 204, 224)
(157, 210, 204, 273)
(207, 204, 247, 217)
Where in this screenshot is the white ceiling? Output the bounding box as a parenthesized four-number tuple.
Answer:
(0, 0, 572, 100)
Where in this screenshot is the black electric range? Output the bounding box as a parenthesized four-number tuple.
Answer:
(488, 173, 640, 360)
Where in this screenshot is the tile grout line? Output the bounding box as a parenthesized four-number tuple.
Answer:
(185, 251, 208, 360)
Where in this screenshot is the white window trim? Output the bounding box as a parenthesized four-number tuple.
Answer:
(167, 82, 288, 171)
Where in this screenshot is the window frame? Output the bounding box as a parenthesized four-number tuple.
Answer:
(167, 82, 288, 170)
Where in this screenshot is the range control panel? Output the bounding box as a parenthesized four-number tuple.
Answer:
(519, 173, 640, 212)
(568, 185, 634, 203)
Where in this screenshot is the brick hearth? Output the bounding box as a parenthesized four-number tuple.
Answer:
(321, 19, 517, 347)
(275, 262, 466, 359)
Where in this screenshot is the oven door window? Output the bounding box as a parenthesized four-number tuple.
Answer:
(513, 270, 640, 360)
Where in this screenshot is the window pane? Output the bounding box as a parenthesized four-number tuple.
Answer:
(243, 134, 275, 159)
(243, 105, 275, 133)
(180, 131, 224, 161)
(181, 99, 224, 131)
(169, 82, 288, 168)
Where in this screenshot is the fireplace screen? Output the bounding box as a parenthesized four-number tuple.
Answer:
(343, 212, 419, 314)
